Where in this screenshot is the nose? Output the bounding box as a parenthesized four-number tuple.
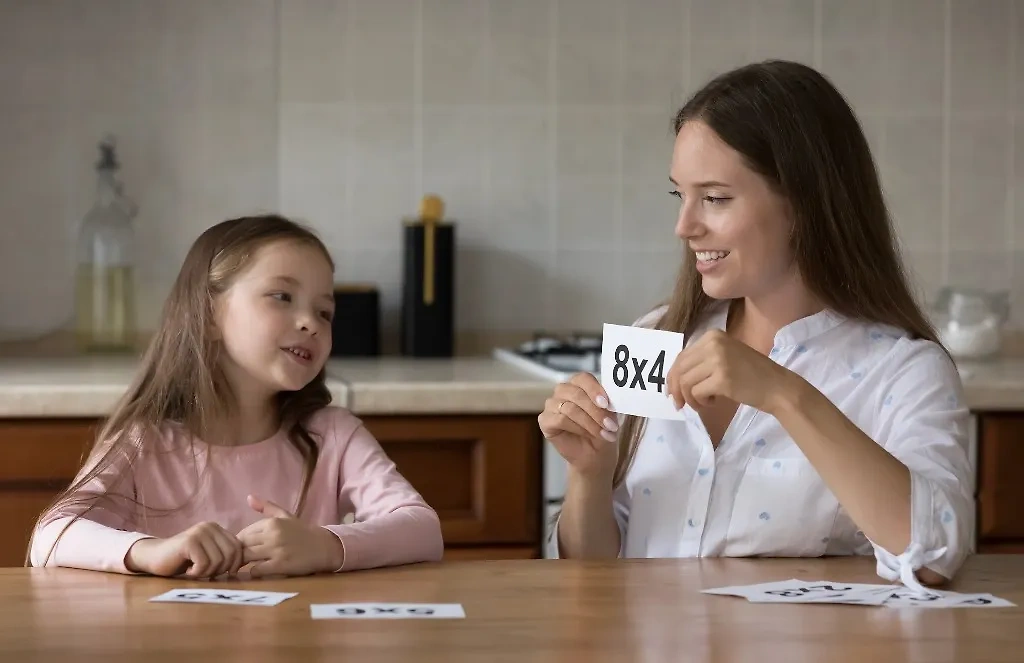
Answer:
(674, 197, 704, 240)
(296, 309, 318, 335)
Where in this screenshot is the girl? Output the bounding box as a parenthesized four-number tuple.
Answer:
(540, 61, 972, 592)
(30, 215, 444, 578)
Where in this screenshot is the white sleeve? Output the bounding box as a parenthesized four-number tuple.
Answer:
(869, 340, 974, 587)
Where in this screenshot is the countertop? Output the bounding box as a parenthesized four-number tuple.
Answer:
(0, 354, 1022, 418)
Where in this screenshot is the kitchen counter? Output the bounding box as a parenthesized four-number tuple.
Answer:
(0, 355, 1022, 418)
(326, 357, 552, 414)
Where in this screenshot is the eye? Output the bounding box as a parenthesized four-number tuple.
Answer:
(269, 292, 292, 303)
(320, 310, 334, 322)
(669, 190, 682, 200)
(703, 195, 731, 205)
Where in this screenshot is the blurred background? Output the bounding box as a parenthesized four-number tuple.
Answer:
(0, 0, 1021, 350)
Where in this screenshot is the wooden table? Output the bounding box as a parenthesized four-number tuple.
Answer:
(3, 556, 1023, 662)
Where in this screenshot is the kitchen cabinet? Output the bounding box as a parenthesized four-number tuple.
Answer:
(0, 415, 542, 567)
(976, 413, 1024, 553)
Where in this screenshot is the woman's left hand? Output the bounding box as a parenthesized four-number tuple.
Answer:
(666, 329, 801, 414)
(237, 495, 345, 578)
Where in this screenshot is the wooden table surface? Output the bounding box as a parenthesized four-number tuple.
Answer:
(3, 556, 1023, 663)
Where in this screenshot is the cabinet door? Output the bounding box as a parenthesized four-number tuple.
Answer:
(0, 419, 97, 567)
(976, 413, 1024, 549)
(361, 415, 541, 548)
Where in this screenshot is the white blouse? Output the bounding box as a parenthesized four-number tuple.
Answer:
(557, 302, 974, 588)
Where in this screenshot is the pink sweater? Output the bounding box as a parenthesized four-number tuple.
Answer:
(30, 407, 444, 574)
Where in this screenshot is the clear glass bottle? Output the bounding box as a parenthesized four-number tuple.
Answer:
(74, 136, 138, 353)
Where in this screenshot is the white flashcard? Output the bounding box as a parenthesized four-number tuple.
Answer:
(601, 323, 686, 421)
(149, 588, 298, 606)
(703, 579, 1016, 608)
(310, 603, 466, 620)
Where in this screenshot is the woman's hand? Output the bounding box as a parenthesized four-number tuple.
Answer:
(124, 522, 244, 578)
(667, 329, 801, 414)
(237, 495, 345, 578)
(537, 372, 620, 478)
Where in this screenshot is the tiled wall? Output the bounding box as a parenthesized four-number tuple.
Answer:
(0, 0, 1021, 345)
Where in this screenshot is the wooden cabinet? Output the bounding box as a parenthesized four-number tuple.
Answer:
(0, 415, 542, 567)
(0, 419, 97, 567)
(976, 413, 1024, 553)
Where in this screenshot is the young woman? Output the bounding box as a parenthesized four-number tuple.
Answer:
(539, 60, 971, 592)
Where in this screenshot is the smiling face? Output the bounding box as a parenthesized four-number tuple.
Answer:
(669, 120, 801, 303)
(214, 239, 335, 400)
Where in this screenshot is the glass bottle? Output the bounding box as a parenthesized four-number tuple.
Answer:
(74, 136, 138, 353)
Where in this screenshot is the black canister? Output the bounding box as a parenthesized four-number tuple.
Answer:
(400, 195, 455, 357)
(330, 284, 380, 357)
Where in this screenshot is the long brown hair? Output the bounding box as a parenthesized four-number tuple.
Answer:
(29, 215, 335, 565)
(613, 60, 943, 487)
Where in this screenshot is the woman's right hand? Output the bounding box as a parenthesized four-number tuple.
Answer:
(538, 372, 620, 478)
(124, 522, 244, 578)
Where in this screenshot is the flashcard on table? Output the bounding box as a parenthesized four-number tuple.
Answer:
(149, 588, 298, 607)
(600, 323, 686, 421)
(310, 603, 466, 620)
(702, 579, 1015, 608)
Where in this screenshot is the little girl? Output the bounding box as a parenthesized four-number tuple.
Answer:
(29, 215, 444, 578)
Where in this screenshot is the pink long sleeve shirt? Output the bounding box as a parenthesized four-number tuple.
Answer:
(30, 407, 444, 574)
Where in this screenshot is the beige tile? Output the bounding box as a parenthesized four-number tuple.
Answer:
(555, 175, 619, 250)
(904, 250, 947, 305)
(622, 7, 687, 106)
(689, 0, 755, 38)
(617, 248, 683, 324)
(488, 110, 553, 251)
(556, 37, 622, 104)
(346, 0, 415, 104)
(421, 107, 490, 242)
(821, 0, 885, 41)
(0, 0, 74, 109)
(880, 116, 944, 252)
(689, 39, 754, 90)
(753, 0, 815, 44)
(551, 249, 621, 331)
(1017, 2, 1024, 112)
(948, 116, 1012, 248)
(556, 0, 620, 38)
(489, 0, 551, 35)
(346, 105, 416, 249)
(947, 250, 1013, 292)
(820, 42, 887, 115)
(748, 40, 815, 67)
(1016, 116, 1024, 247)
(279, 0, 348, 103)
(146, 0, 277, 109)
(556, 107, 620, 177)
(278, 103, 348, 244)
(489, 35, 552, 104)
(950, 0, 1012, 113)
(456, 248, 551, 331)
(1012, 251, 1024, 327)
(422, 0, 488, 104)
(621, 109, 677, 249)
(883, 1, 945, 113)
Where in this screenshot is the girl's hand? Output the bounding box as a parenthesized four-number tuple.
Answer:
(124, 522, 244, 578)
(667, 329, 800, 414)
(537, 372, 620, 479)
(237, 495, 345, 578)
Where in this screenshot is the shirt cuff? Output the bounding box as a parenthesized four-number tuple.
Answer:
(320, 526, 348, 573)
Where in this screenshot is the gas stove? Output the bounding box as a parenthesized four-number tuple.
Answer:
(493, 332, 602, 383)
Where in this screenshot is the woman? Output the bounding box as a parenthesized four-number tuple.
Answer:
(539, 60, 972, 590)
